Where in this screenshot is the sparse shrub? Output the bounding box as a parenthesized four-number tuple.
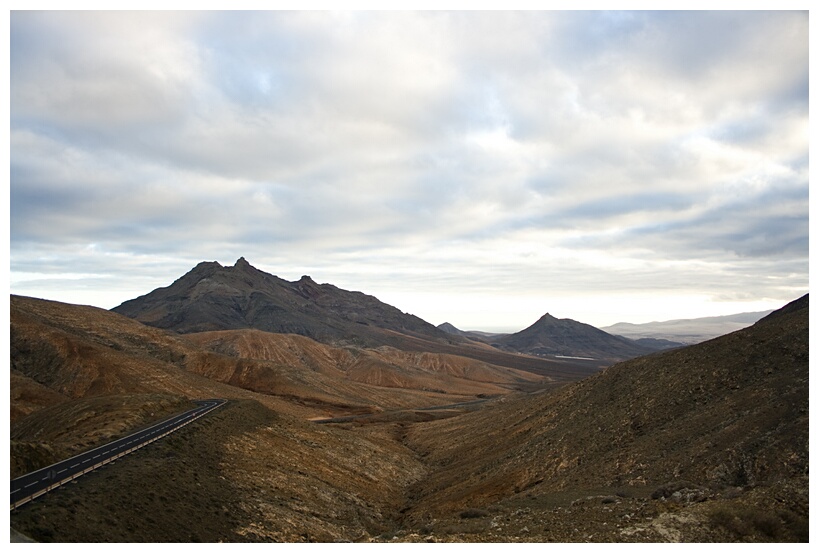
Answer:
(753, 512, 783, 538)
(30, 525, 54, 542)
(459, 508, 490, 518)
(779, 509, 809, 542)
(439, 519, 487, 535)
(708, 505, 784, 540)
(709, 507, 748, 536)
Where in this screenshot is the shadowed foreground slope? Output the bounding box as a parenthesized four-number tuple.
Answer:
(400, 294, 808, 541)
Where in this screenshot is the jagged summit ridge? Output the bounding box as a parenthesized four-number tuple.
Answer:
(112, 258, 451, 348)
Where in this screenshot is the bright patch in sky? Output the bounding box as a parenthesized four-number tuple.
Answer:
(8, 8, 809, 330)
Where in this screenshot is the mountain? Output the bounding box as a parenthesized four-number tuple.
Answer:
(437, 322, 466, 336)
(437, 322, 507, 342)
(402, 294, 808, 541)
(494, 312, 658, 361)
(112, 257, 453, 348)
(112, 258, 605, 381)
(601, 310, 773, 344)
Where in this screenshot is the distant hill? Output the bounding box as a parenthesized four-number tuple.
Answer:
(437, 322, 466, 336)
(493, 312, 659, 361)
(437, 322, 506, 342)
(632, 336, 686, 350)
(601, 310, 773, 344)
(112, 257, 454, 348)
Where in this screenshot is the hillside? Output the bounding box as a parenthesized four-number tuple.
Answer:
(494, 312, 657, 361)
(12, 295, 548, 427)
(112, 257, 453, 348)
(184, 328, 542, 398)
(400, 294, 808, 541)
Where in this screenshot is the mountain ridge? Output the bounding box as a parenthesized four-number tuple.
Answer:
(113, 258, 453, 348)
(601, 309, 774, 344)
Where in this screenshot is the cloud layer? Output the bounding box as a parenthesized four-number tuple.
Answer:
(10, 11, 809, 330)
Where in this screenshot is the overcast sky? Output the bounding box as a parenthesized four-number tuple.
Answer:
(8, 9, 809, 331)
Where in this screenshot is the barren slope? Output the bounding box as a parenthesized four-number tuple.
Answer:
(402, 295, 808, 534)
(11, 295, 245, 408)
(11, 295, 523, 425)
(11, 400, 428, 542)
(185, 329, 542, 396)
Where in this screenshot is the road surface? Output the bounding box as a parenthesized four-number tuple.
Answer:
(10, 399, 226, 510)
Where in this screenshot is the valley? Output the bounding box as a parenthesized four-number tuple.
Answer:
(8, 260, 809, 542)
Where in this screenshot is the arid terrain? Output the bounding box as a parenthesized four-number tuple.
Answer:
(8, 265, 808, 543)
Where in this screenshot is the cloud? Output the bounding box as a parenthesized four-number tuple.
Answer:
(9, 11, 808, 329)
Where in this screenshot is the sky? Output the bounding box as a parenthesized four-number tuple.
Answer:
(7, 8, 811, 332)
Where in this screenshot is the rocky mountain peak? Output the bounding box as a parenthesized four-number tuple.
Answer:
(183, 260, 223, 282)
(111, 259, 451, 347)
(497, 311, 653, 361)
(295, 275, 323, 299)
(438, 322, 461, 334)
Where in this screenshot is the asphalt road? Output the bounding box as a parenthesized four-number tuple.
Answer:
(10, 399, 226, 510)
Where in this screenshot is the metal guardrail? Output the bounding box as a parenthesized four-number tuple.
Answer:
(10, 399, 226, 510)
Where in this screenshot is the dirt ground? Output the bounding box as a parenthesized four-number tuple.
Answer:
(10, 399, 808, 543)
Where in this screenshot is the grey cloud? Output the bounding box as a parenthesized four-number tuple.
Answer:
(574, 181, 809, 262)
(556, 191, 695, 223)
(11, 13, 193, 135)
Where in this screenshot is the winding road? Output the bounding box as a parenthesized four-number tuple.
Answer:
(10, 399, 226, 510)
